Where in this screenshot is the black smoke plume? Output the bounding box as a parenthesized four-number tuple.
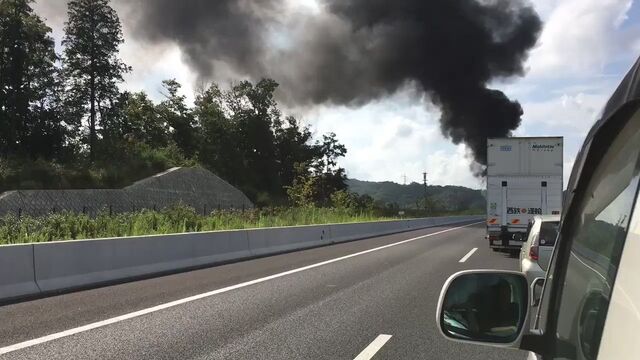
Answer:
(128, 0, 542, 169)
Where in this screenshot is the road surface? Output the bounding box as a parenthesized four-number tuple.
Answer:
(0, 222, 528, 359)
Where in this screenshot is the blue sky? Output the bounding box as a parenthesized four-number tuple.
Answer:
(33, 0, 640, 189)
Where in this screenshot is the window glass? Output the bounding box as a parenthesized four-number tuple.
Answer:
(550, 109, 640, 360)
(538, 222, 559, 246)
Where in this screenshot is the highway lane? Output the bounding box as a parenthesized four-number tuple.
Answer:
(0, 222, 528, 359)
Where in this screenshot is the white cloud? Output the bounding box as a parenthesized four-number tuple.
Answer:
(33, 0, 197, 103)
(511, 86, 613, 188)
(285, 0, 322, 13)
(527, 0, 636, 77)
(302, 91, 483, 189)
(120, 44, 197, 103)
(530, 0, 560, 19)
(521, 92, 607, 134)
(503, 0, 639, 187)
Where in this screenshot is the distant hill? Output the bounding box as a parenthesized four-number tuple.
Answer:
(347, 179, 485, 212)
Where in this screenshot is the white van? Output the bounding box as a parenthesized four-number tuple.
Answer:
(436, 57, 640, 359)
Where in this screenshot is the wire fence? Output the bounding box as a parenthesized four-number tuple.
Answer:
(4, 203, 251, 219)
(0, 167, 254, 218)
(0, 190, 252, 219)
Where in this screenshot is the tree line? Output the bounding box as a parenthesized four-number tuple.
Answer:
(0, 0, 348, 206)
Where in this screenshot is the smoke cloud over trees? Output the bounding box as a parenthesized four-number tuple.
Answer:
(127, 0, 542, 168)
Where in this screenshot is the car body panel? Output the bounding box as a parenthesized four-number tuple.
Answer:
(520, 257, 545, 285)
(527, 351, 540, 360)
(537, 246, 554, 272)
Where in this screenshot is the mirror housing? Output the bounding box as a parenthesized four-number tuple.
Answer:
(436, 270, 530, 348)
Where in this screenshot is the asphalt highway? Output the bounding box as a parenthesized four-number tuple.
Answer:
(0, 222, 528, 359)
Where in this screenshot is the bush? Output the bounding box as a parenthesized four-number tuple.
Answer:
(0, 142, 196, 192)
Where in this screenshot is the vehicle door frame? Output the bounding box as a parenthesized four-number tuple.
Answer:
(521, 100, 640, 357)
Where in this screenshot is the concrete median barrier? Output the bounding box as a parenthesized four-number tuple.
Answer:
(248, 225, 329, 256)
(329, 220, 408, 243)
(0, 244, 40, 302)
(0, 215, 483, 302)
(405, 217, 434, 229)
(33, 231, 251, 293)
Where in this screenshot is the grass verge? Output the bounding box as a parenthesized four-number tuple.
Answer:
(0, 206, 397, 244)
(0, 205, 482, 244)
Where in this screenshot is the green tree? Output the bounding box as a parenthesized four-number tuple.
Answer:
(330, 191, 376, 212)
(225, 79, 280, 198)
(62, 0, 130, 161)
(194, 83, 241, 183)
(286, 133, 348, 207)
(313, 133, 347, 174)
(125, 92, 170, 147)
(101, 91, 170, 148)
(0, 0, 65, 158)
(195, 79, 338, 205)
(330, 190, 357, 209)
(286, 162, 321, 207)
(274, 116, 315, 191)
(157, 79, 199, 158)
(312, 133, 348, 202)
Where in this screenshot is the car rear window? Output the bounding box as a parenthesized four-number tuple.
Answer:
(538, 221, 559, 246)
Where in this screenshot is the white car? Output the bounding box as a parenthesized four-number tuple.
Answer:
(519, 215, 560, 284)
(436, 56, 640, 359)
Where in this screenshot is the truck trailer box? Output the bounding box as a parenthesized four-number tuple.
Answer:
(486, 137, 563, 251)
(487, 137, 563, 176)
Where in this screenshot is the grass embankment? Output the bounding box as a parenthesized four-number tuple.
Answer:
(0, 206, 398, 244)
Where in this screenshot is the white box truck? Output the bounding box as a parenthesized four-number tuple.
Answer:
(486, 137, 563, 252)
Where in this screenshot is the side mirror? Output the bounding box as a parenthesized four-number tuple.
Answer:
(437, 270, 529, 347)
(531, 277, 545, 307)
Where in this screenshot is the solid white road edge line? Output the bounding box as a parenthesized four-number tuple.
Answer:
(459, 247, 478, 263)
(353, 334, 393, 360)
(0, 221, 482, 355)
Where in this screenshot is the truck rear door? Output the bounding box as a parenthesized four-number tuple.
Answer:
(504, 177, 544, 233)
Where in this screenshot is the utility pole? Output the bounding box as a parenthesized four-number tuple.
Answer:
(423, 172, 429, 213)
(402, 174, 408, 185)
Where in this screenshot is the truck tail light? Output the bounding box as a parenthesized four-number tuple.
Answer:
(489, 235, 499, 241)
(529, 245, 539, 261)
